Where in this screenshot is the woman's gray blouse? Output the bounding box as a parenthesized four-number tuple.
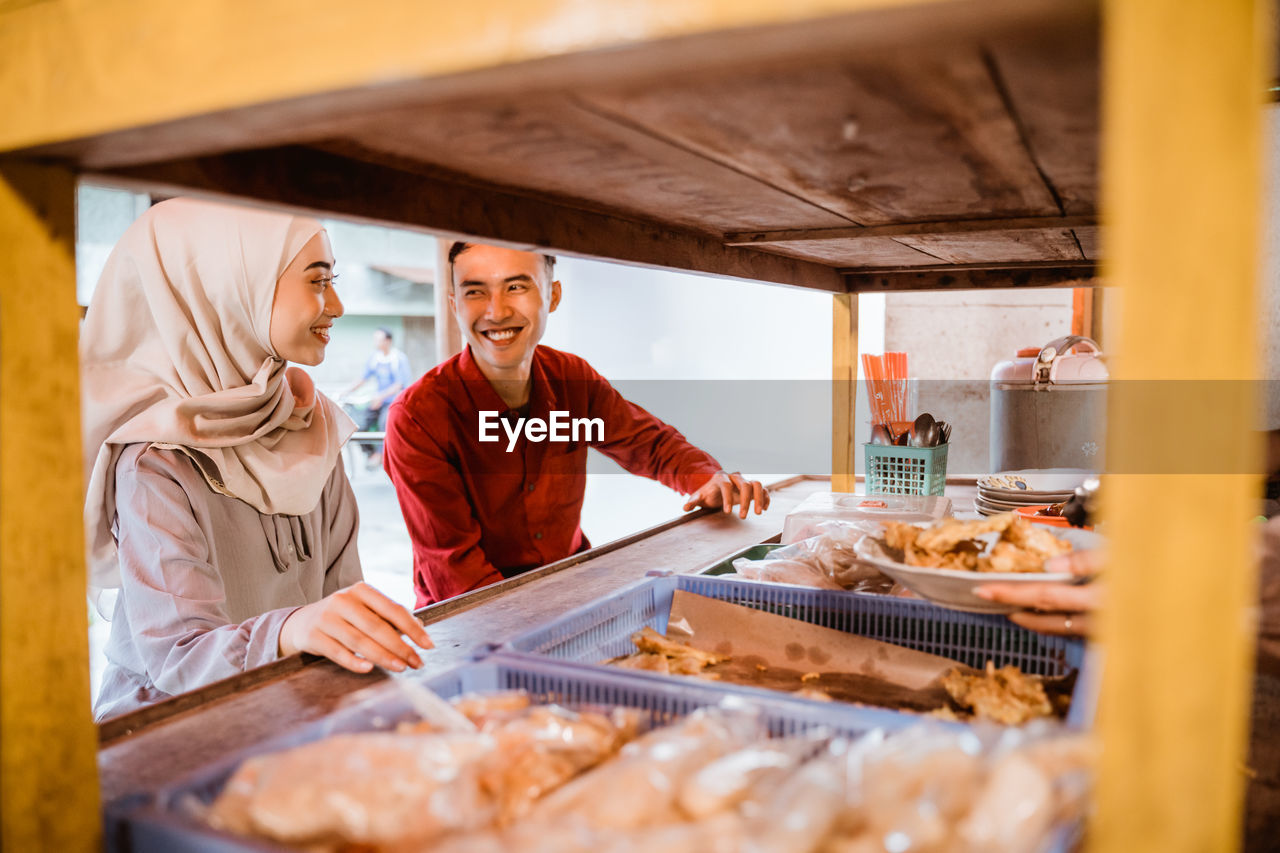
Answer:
(94, 443, 361, 721)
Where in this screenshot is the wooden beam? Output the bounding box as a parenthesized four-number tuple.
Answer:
(2, 0, 1091, 159)
(0, 160, 100, 851)
(88, 147, 846, 293)
(844, 261, 1097, 292)
(1092, 0, 1266, 850)
(832, 294, 859, 492)
(725, 215, 1097, 245)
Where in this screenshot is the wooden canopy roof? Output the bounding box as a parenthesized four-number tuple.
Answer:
(13, 0, 1097, 294)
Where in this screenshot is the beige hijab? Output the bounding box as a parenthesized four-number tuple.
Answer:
(81, 198, 355, 593)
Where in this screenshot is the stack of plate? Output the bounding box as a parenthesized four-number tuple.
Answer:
(974, 468, 1094, 517)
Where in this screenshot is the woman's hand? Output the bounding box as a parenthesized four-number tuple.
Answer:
(974, 549, 1105, 636)
(279, 582, 433, 673)
(683, 471, 770, 519)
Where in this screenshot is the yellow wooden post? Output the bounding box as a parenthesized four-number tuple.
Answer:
(1093, 1, 1267, 850)
(833, 292, 858, 492)
(436, 240, 464, 364)
(0, 162, 100, 851)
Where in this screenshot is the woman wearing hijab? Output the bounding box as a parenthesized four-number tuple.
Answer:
(83, 198, 432, 721)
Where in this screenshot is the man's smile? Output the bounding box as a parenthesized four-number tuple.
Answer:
(481, 326, 523, 344)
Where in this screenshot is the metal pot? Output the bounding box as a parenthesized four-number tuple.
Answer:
(989, 335, 1107, 471)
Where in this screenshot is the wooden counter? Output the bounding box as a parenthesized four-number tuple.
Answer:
(97, 475, 830, 806)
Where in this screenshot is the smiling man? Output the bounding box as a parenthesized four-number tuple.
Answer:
(384, 242, 769, 607)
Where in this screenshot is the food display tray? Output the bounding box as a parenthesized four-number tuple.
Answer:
(108, 653, 918, 853)
(501, 574, 1094, 727)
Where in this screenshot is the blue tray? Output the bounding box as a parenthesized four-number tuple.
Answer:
(502, 574, 1092, 726)
(111, 653, 919, 852)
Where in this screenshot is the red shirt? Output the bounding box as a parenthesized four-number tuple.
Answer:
(384, 346, 722, 607)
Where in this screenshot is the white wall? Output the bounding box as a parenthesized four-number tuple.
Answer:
(883, 288, 1075, 475)
(540, 256, 833, 544)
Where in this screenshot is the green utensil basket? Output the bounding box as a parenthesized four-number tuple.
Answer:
(864, 443, 948, 496)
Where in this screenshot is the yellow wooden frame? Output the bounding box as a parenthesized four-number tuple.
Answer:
(0, 1, 1270, 850)
(1092, 1, 1267, 849)
(0, 163, 101, 851)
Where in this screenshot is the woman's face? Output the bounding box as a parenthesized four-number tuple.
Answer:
(269, 231, 342, 366)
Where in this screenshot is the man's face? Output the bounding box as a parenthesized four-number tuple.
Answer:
(450, 245, 560, 376)
(374, 329, 392, 354)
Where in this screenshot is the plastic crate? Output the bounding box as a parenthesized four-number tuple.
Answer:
(865, 442, 948, 496)
(110, 654, 916, 853)
(502, 574, 1092, 727)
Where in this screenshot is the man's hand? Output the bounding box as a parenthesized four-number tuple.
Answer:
(279, 582, 433, 673)
(368, 396, 384, 411)
(682, 471, 770, 519)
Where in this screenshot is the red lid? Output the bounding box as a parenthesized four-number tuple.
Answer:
(1016, 346, 1041, 358)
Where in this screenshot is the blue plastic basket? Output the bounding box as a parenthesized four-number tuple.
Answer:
(111, 654, 919, 853)
(502, 574, 1092, 725)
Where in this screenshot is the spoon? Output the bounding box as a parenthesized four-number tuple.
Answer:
(909, 412, 938, 447)
(869, 423, 894, 446)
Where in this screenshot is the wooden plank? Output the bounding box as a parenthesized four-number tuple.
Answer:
(832, 294, 859, 492)
(4, 1, 1090, 160)
(0, 160, 100, 851)
(735, 222, 1094, 267)
(1092, 0, 1266, 850)
(725, 214, 1097, 245)
(0, 0, 918, 153)
(97, 478, 827, 802)
(844, 261, 1097, 292)
(332, 94, 854, 236)
(578, 48, 1064, 225)
(753, 236, 946, 268)
(1073, 225, 1101, 259)
(893, 227, 1084, 263)
(88, 146, 846, 293)
(985, 17, 1100, 216)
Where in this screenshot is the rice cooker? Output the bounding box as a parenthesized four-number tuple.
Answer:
(989, 335, 1107, 471)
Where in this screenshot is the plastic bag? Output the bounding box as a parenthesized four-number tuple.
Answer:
(824, 722, 1094, 853)
(530, 705, 765, 829)
(207, 730, 496, 846)
(730, 520, 893, 592)
(206, 695, 642, 847)
(730, 557, 844, 590)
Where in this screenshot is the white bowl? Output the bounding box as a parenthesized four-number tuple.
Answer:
(854, 524, 1104, 614)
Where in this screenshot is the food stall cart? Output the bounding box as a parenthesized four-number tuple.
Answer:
(0, 0, 1265, 850)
